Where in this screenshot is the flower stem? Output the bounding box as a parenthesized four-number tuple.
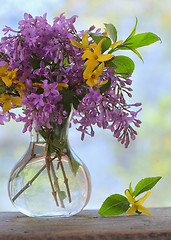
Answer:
(58, 153, 72, 203)
(45, 130, 59, 207)
(50, 161, 65, 208)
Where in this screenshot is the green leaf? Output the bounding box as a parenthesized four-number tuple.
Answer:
(98, 194, 129, 216)
(129, 181, 133, 195)
(124, 32, 161, 49)
(125, 17, 138, 42)
(105, 59, 117, 68)
(118, 45, 144, 62)
(112, 55, 135, 77)
(29, 54, 41, 70)
(88, 32, 111, 53)
(38, 129, 46, 140)
(128, 47, 144, 62)
(104, 23, 117, 42)
(0, 86, 7, 94)
(73, 96, 80, 110)
(61, 89, 74, 113)
(59, 191, 67, 200)
(133, 176, 162, 197)
(100, 78, 111, 94)
(70, 156, 80, 176)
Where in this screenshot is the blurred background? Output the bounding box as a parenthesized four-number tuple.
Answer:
(0, 0, 171, 211)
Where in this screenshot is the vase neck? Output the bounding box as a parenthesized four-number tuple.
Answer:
(30, 109, 72, 144)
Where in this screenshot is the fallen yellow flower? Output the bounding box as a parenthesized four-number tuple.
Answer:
(125, 189, 151, 216)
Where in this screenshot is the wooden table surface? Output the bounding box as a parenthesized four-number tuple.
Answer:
(0, 208, 171, 240)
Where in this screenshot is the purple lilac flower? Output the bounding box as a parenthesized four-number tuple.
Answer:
(0, 13, 142, 147)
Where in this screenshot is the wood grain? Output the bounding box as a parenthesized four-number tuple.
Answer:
(0, 208, 171, 240)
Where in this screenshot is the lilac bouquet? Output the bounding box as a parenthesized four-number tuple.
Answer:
(0, 13, 160, 149)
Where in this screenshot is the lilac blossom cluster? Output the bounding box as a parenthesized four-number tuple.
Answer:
(73, 69, 141, 147)
(0, 13, 142, 147)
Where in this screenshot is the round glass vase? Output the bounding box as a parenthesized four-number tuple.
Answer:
(8, 115, 91, 218)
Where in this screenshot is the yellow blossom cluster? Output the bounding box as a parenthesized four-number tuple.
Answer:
(70, 32, 114, 87)
(70, 32, 123, 87)
(0, 63, 23, 114)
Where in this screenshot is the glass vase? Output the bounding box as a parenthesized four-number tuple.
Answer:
(8, 112, 91, 217)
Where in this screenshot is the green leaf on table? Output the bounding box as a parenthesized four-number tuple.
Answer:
(112, 55, 135, 77)
(104, 23, 117, 42)
(123, 32, 161, 49)
(133, 176, 162, 197)
(98, 194, 129, 216)
(129, 181, 133, 195)
(88, 32, 111, 53)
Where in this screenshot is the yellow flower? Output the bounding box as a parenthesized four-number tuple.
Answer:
(32, 83, 44, 88)
(125, 189, 151, 216)
(13, 80, 27, 97)
(57, 83, 69, 91)
(0, 94, 23, 114)
(70, 32, 96, 51)
(110, 40, 123, 49)
(32, 82, 68, 91)
(104, 28, 108, 37)
(0, 63, 18, 87)
(82, 38, 113, 69)
(83, 62, 107, 87)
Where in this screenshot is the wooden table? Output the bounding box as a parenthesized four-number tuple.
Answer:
(0, 208, 171, 240)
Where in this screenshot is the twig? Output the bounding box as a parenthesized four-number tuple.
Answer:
(50, 161, 65, 208)
(58, 153, 72, 203)
(45, 131, 59, 207)
(11, 156, 57, 202)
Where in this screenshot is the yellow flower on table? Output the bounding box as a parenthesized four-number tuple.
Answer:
(82, 38, 113, 69)
(70, 32, 96, 51)
(0, 63, 18, 87)
(83, 62, 107, 87)
(125, 189, 151, 216)
(0, 93, 23, 114)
